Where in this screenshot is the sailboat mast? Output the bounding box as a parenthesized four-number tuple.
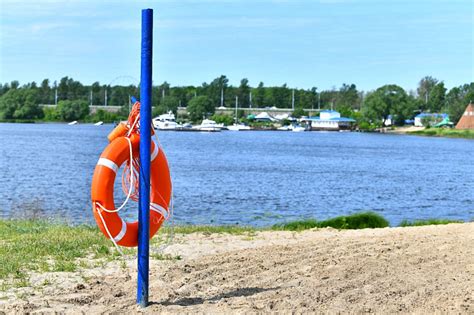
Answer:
(235, 96, 238, 123)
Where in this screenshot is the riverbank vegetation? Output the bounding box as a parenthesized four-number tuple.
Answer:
(271, 212, 389, 231)
(399, 219, 463, 227)
(408, 128, 474, 139)
(0, 76, 472, 128)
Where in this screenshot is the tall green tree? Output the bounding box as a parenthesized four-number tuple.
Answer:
(254, 82, 265, 108)
(207, 75, 228, 107)
(0, 88, 43, 120)
(447, 83, 474, 123)
(39, 79, 51, 104)
(363, 84, 410, 126)
(336, 83, 359, 109)
(187, 95, 213, 122)
(428, 82, 446, 112)
(237, 78, 250, 108)
(417, 76, 438, 110)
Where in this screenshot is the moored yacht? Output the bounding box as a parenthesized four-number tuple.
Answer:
(227, 124, 251, 131)
(193, 119, 224, 132)
(153, 111, 178, 130)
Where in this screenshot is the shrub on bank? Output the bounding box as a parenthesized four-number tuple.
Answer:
(272, 212, 389, 231)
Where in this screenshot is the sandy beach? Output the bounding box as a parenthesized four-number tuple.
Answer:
(1, 223, 473, 313)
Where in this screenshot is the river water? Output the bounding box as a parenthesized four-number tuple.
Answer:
(0, 123, 472, 226)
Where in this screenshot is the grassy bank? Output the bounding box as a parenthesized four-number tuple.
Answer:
(0, 214, 467, 290)
(399, 219, 463, 227)
(408, 128, 474, 139)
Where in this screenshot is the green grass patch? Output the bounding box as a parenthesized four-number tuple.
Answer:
(0, 219, 118, 288)
(398, 219, 463, 227)
(271, 219, 319, 231)
(272, 212, 389, 231)
(408, 128, 474, 139)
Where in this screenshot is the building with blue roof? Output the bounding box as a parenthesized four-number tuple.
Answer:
(301, 110, 355, 130)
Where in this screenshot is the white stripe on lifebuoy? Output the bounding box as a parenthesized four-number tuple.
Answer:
(150, 203, 168, 219)
(151, 139, 159, 161)
(113, 219, 127, 242)
(97, 158, 119, 173)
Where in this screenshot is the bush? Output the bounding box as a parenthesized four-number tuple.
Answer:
(211, 114, 234, 125)
(272, 212, 389, 231)
(317, 212, 389, 229)
(358, 121, 377, 131)
(42, 107, 59, 121)
(56, 100, 89, 121)
(85, 109, 125, 123)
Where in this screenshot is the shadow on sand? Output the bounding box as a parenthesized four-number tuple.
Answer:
(156, 286, 280, 306)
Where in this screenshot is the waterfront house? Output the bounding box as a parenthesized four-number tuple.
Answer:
(255, 112, 276, 122)
(302, 110, 355, 130)
(414, 113, 448, 127)
(455, 103, 474, 129)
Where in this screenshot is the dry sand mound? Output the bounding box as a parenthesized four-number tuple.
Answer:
(1, 223, 473, 313)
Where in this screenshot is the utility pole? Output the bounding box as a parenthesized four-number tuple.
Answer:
(105, 89, 108, 106)
(162, 89, 165, 99)
(249, 91, 252, 109)
(55, 88, 58, 105)
(90, 90, 93, 106)
(220, 88, 224, 107)
(291, 89, 295, 110)
(318, 93, 321, 110)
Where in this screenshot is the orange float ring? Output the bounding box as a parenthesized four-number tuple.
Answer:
(91, 133, 172, 247)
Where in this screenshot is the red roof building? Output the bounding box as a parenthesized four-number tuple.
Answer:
(455, 103, 474, 130)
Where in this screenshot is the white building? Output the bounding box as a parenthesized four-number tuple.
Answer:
(302, 110, 355, 130)
(254, 112, 275, 122)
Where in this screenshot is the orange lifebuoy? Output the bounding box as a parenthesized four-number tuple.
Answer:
(91, 133, 172, 247)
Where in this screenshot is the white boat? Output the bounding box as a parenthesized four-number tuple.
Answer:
(94, 121, 104, 126)
(68, 121, 78, 125)
(153, 111, 178, 130)
(227, 124, 251, 131)
(291, 126, 306, 132)
(193, 119, 224, 132)
(277, 124, 306, 132)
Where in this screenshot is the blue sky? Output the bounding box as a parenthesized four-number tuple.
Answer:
(0, 0, 472, 91)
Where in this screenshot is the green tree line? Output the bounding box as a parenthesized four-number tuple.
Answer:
(0, 75, 472, 124)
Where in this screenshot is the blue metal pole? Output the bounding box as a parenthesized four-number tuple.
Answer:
(138, 8, 153, 308)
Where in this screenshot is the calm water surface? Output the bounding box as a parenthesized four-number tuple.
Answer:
(0, 123, 472, 226)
